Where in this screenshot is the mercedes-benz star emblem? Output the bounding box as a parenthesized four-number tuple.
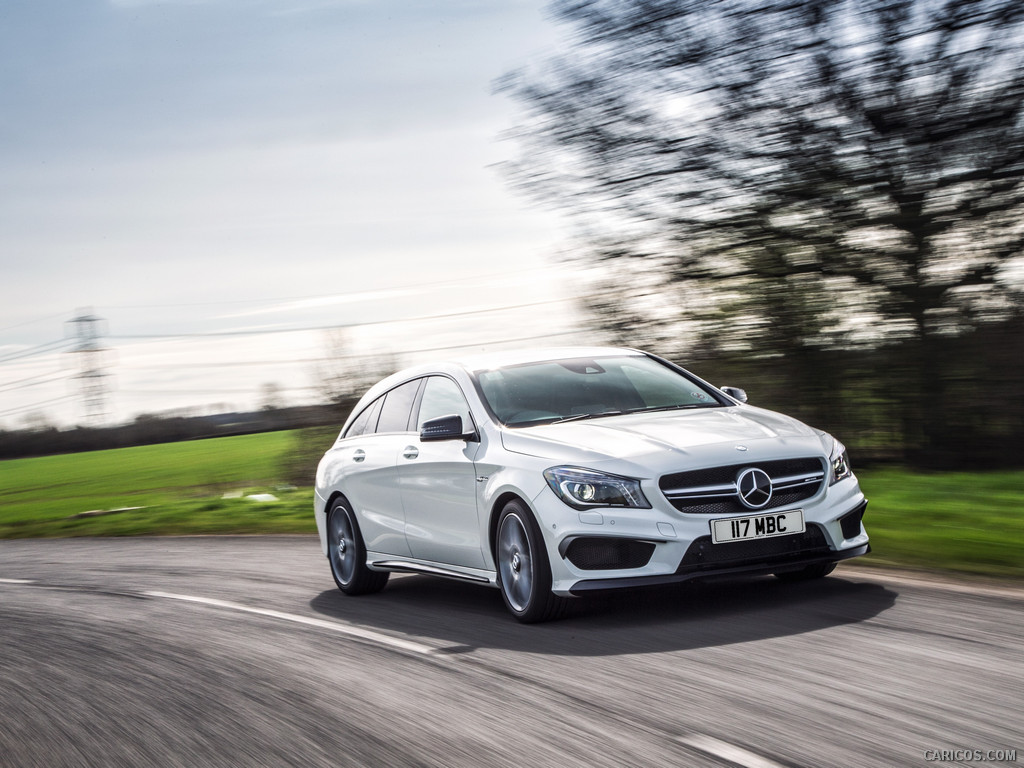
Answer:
(737, 467, 773, 509)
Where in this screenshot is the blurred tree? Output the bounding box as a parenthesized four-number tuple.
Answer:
(314, 329, 396, 415)
(19, 410, 53, 432)
(502, 0, 1024, 459)
(259, 382, 284, 412)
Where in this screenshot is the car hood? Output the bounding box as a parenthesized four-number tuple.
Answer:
(500, 406, 829, 475)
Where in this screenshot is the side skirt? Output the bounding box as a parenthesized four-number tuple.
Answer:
(368, 557, 498, 587)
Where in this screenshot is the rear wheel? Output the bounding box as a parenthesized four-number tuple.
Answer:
(774, 562, 836, 582)
(327, 497, 389, 595)
(496, 500, 565, 623)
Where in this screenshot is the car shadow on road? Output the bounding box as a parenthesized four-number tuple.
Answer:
(309, 571, 897, 656)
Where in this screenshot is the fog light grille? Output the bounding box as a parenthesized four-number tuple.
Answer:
(563, 538, 656, 571)
(839, 503, 867, 539)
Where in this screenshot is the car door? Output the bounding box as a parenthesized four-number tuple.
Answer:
(337, 379, 421, 557)
(399, 375, 484, 568)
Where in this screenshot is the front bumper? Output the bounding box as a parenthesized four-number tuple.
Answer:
(567, 536, 870, 595)
(535, 478, 870, 596)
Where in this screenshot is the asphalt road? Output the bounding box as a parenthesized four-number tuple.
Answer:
(1, 537, 1021, 768)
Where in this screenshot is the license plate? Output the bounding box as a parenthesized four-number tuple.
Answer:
(711, 510, 805, 544)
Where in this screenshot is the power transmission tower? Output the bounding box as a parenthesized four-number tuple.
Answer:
(66, 309, 111, 426)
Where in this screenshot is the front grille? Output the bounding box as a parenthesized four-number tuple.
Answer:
(660, 457, 825, 515)
(677, 524, 830, 572)
(563, 537, 656, 571)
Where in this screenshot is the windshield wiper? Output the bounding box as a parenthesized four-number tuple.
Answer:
(551, 410, 624, 424)
(625, 404, 717, 414)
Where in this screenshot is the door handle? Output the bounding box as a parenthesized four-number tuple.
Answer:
(353, 449, 366, 463)
(402, 446, 419, 460)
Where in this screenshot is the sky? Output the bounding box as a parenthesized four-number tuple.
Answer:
(0, 0, 587, 428)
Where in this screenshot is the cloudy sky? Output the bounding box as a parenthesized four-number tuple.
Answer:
(0, 0, 587, 426)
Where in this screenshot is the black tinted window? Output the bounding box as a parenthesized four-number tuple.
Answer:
(376, 379, 421, 433)
(343, 396, 383, 438)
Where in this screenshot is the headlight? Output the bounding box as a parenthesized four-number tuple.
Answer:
(543, 466, 651, 510)
(829, 440, 853, 485)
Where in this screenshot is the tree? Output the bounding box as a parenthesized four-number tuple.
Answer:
(259, 382, 284, 412)
(314, 329, 396, 415)
(502, 0, 1024, 458)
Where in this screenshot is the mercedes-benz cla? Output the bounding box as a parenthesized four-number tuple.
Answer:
(314, 347, 869, 622)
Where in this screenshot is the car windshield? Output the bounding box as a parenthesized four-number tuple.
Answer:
(474, 355, 724, 427)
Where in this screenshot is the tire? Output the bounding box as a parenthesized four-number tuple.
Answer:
(774, 562, 837, 582)
(326, 497, 389, 595)
(495, 500, 565, 623)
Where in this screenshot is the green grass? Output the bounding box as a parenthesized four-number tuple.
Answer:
(1, 434, 1022, 581)
(855, 468, 1024, 580)
(0, 431, 320, 538)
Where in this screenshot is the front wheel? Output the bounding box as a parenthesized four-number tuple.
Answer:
(327, 497, 389, 595)
(495, 500, 565, 623)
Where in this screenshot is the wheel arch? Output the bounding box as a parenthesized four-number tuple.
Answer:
(321, 490, 353, 557)
(325, 489, 349, 514)
(488, 491, 532, 560)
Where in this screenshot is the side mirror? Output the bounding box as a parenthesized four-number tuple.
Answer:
(720, 386, 748, 404)
(420, 414, 474, 442)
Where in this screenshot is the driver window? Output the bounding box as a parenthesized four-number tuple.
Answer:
(417, 376, 474, 432)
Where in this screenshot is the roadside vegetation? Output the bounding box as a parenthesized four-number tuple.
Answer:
(0, 430, 320, 539)
(853, 468, 1024, 581)
(1, 429, 1021, 580)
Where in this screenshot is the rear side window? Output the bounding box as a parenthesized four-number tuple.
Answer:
(376, 379, 422, 433)
(343, 396, 383, 438)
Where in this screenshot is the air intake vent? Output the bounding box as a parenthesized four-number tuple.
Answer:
(839, 502, 867, 539)
(678, 524, 830, 572)
(563, 537, 656, 571)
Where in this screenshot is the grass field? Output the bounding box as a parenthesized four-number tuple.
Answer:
(852, 468, 1024, 580)
(1, 431, 1021, 580)
(0, 431, 318, 538)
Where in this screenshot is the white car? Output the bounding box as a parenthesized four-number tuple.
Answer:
(314, 347, 869, 622)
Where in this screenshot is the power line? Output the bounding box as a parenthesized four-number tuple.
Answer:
(125, 358, 333, 370)
(106, 298, 573, 340)
(0, 311, 72, 334)
(114, 331, 586, 372)
(111, 330, 586, 386)
(85, 331, 585, 379)
(0, 397, 75, 421)
(119, 386, 320, 396)
(99, 266, 569, 311)
(0, 338, 73, 365)
(0, 372, 67, 393)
